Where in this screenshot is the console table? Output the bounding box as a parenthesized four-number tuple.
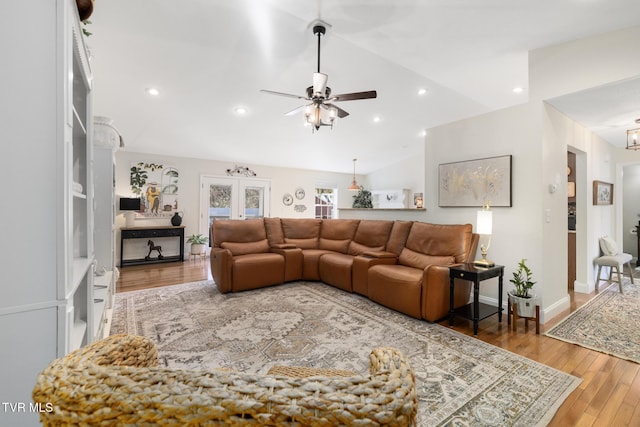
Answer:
(120, 226, 185, 267)
(449, 263, 504, 335)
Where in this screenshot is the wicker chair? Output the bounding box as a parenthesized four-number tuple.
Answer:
(33, 334, 417, 426)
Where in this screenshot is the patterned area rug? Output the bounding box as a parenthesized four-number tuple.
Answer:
(546, 277, 640, 363)
(112, 281, 580, 426)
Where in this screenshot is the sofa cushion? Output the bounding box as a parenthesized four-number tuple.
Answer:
(318, 253, 354, 292)
(348, 220, 394, 255)
(319, 238, 351, 253)
(405, 222, 472, 263)
(318, 219, 360, 253)
(398, 248, 454, 270)
(213, 218, 266, 246)
(281, 218, 321, 249)
(385, 221, 413, 255)
(264, 217, 285, 246)
(221, 239, 270, 256)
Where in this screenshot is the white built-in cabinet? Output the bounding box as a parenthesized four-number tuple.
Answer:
(93, 117, 120, 340)
(0, 1, 96, 424)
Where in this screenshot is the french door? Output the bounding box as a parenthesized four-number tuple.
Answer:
(200, 176, 271, 236)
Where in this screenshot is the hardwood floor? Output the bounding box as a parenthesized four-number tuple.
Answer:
(116, 258, 211, 293)
(116, 261, 640, 426)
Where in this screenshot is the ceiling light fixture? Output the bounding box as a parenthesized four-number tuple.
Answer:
(626, 118, 640, 151)
(512, 86, 524, 94)
(145, 87, 160, 96)
(260, 22, 377, 133)
(373, 115, 381, 123)
(348, 158, 360, 191)
(234, 106, 247, 115)
(418, 88, 428, 96)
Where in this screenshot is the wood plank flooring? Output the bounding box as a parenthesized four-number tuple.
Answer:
(117, 260, 640, 426)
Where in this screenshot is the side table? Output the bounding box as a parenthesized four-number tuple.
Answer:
(449, 263, 504, 335)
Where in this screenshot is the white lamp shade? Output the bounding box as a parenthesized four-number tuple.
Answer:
(476, 210, 493, 235)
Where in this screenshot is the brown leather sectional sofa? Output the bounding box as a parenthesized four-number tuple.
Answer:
(210, 218, 478, 322)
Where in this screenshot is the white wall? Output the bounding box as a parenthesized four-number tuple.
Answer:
(423, 102, 547, 314)
(367, 146, 425, 195)
(418, 100, 619, 322)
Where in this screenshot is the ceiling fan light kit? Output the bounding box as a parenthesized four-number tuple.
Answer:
(626, 119, 640, 151)
(261, 22, 377, 132)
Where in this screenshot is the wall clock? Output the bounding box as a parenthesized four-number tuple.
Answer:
(295, 187, 306, 199)
(282, 193, 293, 206)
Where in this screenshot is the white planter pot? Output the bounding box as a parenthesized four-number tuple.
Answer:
(508, 292, 539, 318)
(190, 243, 206, 255)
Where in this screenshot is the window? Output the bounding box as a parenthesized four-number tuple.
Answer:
(315, 187, 336, 219)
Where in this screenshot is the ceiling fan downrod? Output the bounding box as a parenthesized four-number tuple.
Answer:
(313, 25, 325, 73)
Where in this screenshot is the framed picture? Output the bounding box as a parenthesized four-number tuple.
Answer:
(438, 155, 512, 207)
(593, 180, 613, 205)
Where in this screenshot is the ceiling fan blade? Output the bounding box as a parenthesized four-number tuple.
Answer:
(284, 104, 311, 116)
(260, 89, 308, 100)
(313, 72, 328, 97)
(331, 90, 377, 102)
(322, 103, 349, 118)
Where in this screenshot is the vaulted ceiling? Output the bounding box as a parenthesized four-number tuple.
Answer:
(88, 0, 640, 174)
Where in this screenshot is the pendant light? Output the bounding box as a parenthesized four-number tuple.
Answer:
(627, 118, 640, 151)
(348, 158, 360, 191)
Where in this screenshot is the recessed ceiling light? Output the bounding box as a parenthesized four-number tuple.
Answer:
(418, 88, 428, 96)
(419, 130, 427, 137)
(234, 106, 248, 115)
(373, 115, 382, 123)
(512, 86, 524, 94)
(145, 87, 160, 96)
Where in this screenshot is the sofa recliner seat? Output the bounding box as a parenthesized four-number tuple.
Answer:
(318, 219, 395, 292)
(368, 222, 475, 321)
(211, 218, 286, 292)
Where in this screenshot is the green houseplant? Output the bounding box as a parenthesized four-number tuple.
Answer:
(352, 187, 373, 208)
(187, 234, 208, 255)
(508, 258, 538, 317)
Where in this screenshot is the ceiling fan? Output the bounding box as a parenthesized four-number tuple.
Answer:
(260, 22, 377, 132)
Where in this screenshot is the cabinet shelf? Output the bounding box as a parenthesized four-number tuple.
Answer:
(93, 270, 113, 339)
(70, 319, 87, 350)
(70, 257, 92, 296)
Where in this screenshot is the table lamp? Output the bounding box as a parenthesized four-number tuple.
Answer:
(474, 204, 495, 267)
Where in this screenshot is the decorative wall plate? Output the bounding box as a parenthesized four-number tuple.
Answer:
(295, 187, 306, 199)
(282, 193, 293, 206)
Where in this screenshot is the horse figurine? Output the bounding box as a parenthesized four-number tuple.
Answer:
(145, 240, 164, 260)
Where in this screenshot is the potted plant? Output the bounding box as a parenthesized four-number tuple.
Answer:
(187, 234, 208, 255)
(352, 187, 373, 208)
(508, 258, 539, 318)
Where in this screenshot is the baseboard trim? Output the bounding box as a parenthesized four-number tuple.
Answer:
(573, 280, 591, 294)
(477, 294, 570, 325)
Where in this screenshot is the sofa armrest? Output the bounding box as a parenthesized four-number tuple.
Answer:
(421, 264, 471, 322)
(271, 243, 297, 249)
(361, 250, 397, 259)
(270, 247, 303, 282)
(353, 254, 398, 296)
(210, 247, 233, 293)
